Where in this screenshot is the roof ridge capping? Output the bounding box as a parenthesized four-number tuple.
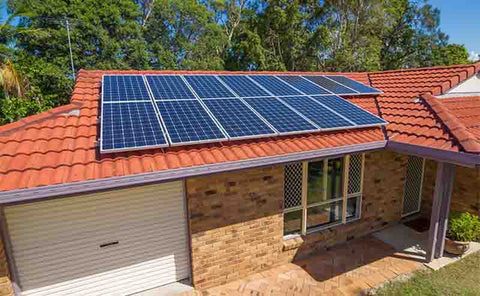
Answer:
(369, 61, 480, 75)
(421, 93, 480, 154)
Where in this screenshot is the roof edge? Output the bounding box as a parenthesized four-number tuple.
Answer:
(0, 140, 387, 204)
(387, 141, 480, 167)
(421, 93, 480, 153)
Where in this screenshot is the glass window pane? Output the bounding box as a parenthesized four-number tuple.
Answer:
(347, 196, 360, 221)
(327, 158, 344, 199)
(307, 161, 325, 204)
(284, 210, 302, 235)
(307, 201, 343, 229)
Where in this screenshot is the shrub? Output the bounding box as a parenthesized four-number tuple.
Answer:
(448, 212, 480, 242)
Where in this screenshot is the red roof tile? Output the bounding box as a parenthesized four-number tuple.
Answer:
(0, 70, 385, 192)
(368, 63, 480, 152)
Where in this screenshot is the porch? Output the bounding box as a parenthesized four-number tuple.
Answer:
(182, 222, 479, 296)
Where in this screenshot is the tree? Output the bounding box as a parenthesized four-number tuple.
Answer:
(432, 44, 469, 66)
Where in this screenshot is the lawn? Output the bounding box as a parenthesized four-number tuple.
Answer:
(375, 252, 480, 296)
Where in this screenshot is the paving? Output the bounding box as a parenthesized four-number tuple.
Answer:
(182, 236, 423, 296)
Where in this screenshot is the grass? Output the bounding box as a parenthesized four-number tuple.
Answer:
(375, 252, 480, 296)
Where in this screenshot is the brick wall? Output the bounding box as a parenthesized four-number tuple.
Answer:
(281, 150, 408, 262)
(422, 160, 480, 217)
(186, 166, 284, 289)
(186, 150, 409, 289)
(0, 235, 13, 296)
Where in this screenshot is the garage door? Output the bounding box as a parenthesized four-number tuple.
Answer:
(5, 182, 190, 296)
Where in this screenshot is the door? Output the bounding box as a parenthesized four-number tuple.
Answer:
(5, 182, 190, 296)
(402, 156, 426, 217)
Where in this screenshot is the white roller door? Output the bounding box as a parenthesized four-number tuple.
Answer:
(5, 181, 190, 296)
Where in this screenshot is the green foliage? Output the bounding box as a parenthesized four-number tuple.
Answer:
(0, 96, 44, 125)
(375, 252, 480, 296)
(448, 212, 480, 242)
(0, 0, 475, 125)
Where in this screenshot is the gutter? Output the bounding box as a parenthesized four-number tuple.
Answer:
(0, 140, 387, 205)
(386, 141, 480, 168)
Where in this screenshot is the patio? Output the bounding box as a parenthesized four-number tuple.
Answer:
(179, 221, 480, 296)
(182, 234, 424, 296)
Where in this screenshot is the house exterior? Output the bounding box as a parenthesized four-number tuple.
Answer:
(0, 64, 479, 295)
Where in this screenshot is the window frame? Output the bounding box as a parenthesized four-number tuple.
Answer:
(283, 154, 364, 237)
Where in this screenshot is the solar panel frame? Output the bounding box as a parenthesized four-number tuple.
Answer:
(248, 75, 302, 96)
(184, 74, 236, 99)
(201, 98, 278, 139)
(102, 75, 152, 102)
(302, 75, 359, 96)
(155, 100, 229, 146)
(276, 75, 332, 95)
(146, 75, 197, 100)
(325, 75, 382, 95)
(279, 96, 357, 131)
(243, 97, 320, 135)
(310, 95, 388, 127)
(100, 75, 170, 153)
(217, 75, 270, 97)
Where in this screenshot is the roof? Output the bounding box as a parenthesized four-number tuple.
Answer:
(422, 94, 480, 153)
(1, 64, 480, 194)
(369, 63, 480, 152)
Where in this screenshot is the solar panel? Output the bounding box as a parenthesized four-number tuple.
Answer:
(244, 97, 318, 134)
(249, 75, 301, 96)
(184, 75, 236, 98)
(280, 96, 355, 129)
(156, 100, 227, 145)
(202, 99, 277, 138)
(146, 75, 196, 100)
(218, 75, 269, 97)
(326, 76, 381, 94)
(277, 75, 330, 95)
(102, 75, 151, 102)
(303, 76, 357, 95)
(101, 102, 168, 152)
(311, 95, 387, 126)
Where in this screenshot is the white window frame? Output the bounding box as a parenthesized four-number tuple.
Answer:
(283, 154, 364, 236)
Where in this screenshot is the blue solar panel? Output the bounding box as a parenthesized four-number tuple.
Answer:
(280, 96, 355, 129)
(202, 99, 276, 138)
(326, 76, 381, 94)
(184, 75, 236, 98)
(277, 75, 330, 95)
(311, 95, 387, 126)
(102, 75, 151, 102)
(245, 97, 318, 133)
(303, 76, 357, 94)
(249, 75, 301, 96)
(218, 75, 269, 97)
(146, 75, 196, 100)
(156, 100, 227, 144)
(101, 102, 168, 152)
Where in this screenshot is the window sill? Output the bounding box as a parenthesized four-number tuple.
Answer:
(282, 234, 304, 251)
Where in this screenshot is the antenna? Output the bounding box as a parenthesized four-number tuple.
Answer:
(65, 18, 76, 80)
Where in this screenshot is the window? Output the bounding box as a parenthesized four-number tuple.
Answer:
(283, 154, 364, 235)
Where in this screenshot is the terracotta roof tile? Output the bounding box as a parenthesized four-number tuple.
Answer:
(368, 63, 480, 152)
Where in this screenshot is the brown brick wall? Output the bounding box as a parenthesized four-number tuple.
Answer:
(186, 150, 409, 289)
(422, 160, 480, 217)
(0, 235, 13, 296)
(186, 166, 284, 289)
(281, 150, 408, 262)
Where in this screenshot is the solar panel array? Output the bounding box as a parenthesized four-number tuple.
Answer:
(100, 74, 385, 153)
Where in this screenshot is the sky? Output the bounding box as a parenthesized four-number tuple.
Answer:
(1, 0, 479, 59)
(428, 0, 480, 60)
